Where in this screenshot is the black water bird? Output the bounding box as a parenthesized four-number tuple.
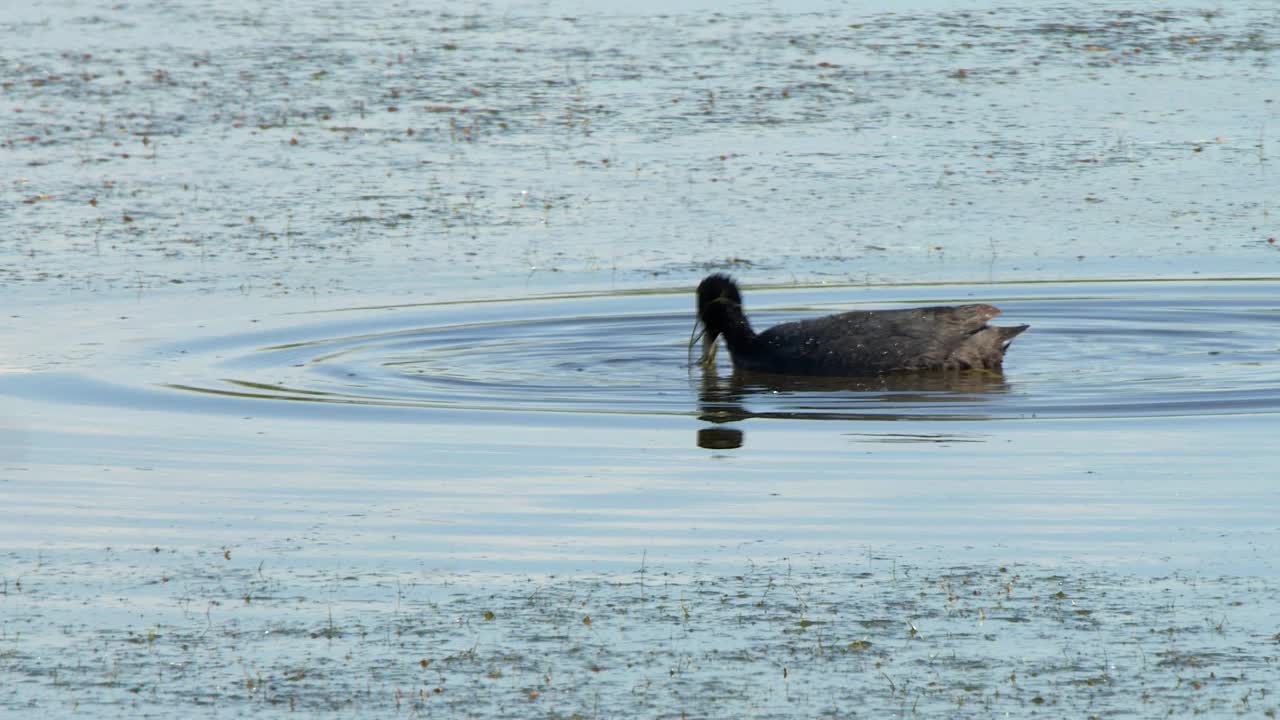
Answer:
(695, 274, 1028, 376)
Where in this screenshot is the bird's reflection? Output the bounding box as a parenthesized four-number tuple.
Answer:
(694, 366, 1011, 448)
(696, 426, 744, 450)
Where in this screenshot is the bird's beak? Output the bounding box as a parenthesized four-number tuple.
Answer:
(699, 330, 719, 366)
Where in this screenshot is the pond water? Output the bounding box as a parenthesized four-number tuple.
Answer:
(3, 0, 1280, 717)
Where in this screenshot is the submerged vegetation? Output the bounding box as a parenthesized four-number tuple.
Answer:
(3, 4, 1277, 298)
(3, 550, 1278, 717)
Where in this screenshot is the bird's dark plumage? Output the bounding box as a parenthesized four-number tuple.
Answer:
(695, 273, 1027, 376)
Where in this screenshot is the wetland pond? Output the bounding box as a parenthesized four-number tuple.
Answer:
(4, 0, 1280, 717)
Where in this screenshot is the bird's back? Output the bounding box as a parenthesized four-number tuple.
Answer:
(737, 304, 1024, 375)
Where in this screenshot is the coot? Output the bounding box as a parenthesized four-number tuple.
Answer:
(695, 274, 1027, 376)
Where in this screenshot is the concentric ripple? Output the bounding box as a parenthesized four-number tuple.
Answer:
(146, 279, 1280, 423)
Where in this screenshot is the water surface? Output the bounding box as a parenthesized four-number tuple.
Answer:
(6, 279, 1280, 716)
(3, 0, 1280, 716)
(5, 278, 1277, 573)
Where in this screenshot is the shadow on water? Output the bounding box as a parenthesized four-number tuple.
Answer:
(694, 366, 1012, 447)
(697, 365, 1012, 422)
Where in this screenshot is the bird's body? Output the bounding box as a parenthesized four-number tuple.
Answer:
(696, 274, 1027, 376)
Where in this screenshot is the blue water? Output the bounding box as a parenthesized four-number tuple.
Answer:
(3, 1, 1279, 716)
